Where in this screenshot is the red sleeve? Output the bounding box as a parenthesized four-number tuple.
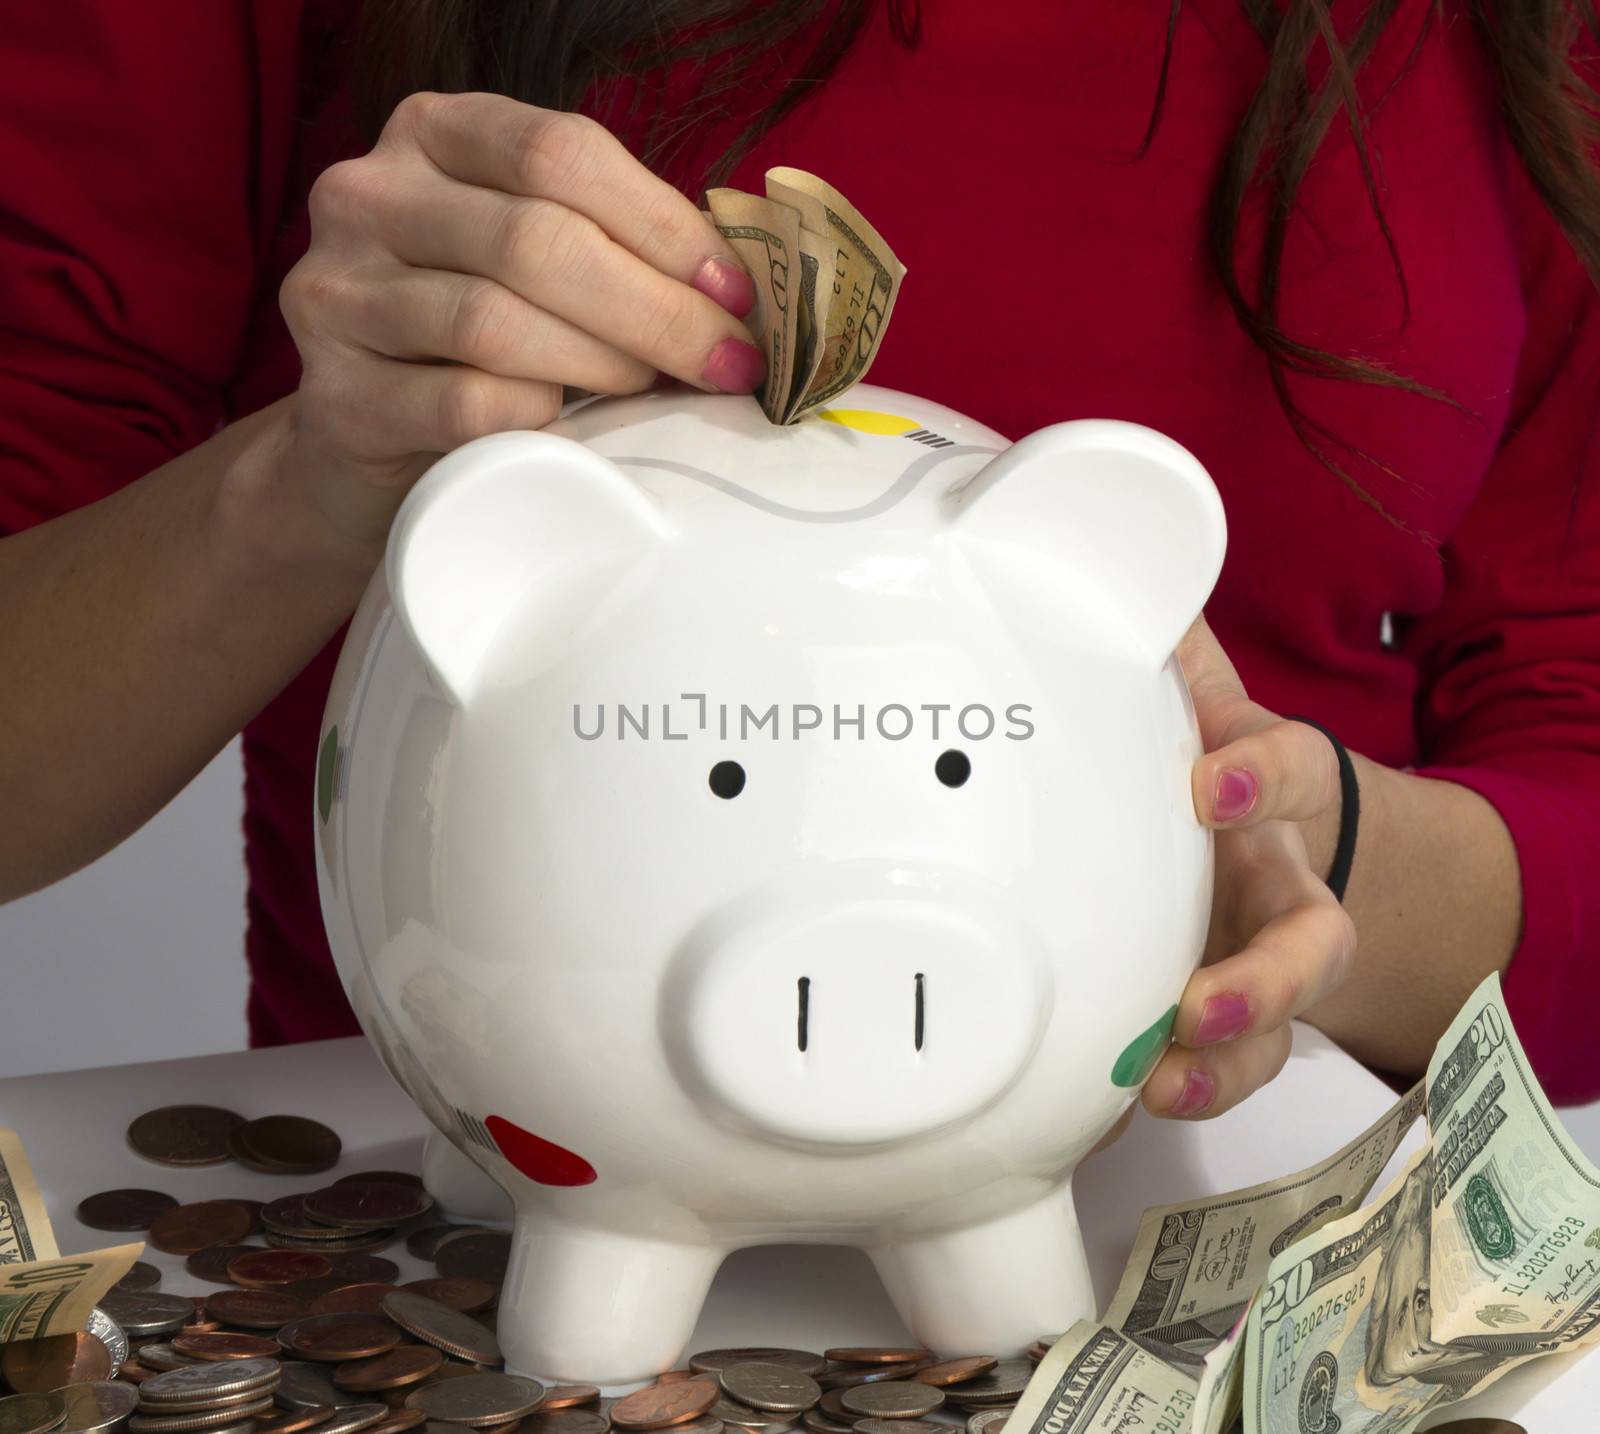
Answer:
(0, 2, 303, 534)
(1402, 156, 1600, 1105)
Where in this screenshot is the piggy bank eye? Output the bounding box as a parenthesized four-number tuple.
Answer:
(709, 760, 746, 799)
(935, 750, 971, 788)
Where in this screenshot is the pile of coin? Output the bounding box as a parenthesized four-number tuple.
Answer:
(0, 1107, 1047, 1434)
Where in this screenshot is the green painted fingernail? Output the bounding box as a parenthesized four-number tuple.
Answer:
(1112, 1004, 1179, 1088)
(317, 726, 340, 825)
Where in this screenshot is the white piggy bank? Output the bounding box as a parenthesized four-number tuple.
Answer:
(314, 384, 1225, 1382)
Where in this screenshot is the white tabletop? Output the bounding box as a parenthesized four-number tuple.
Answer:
(2, 1026, 1596, 1430)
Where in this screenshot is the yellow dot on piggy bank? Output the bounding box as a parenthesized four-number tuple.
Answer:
(816, 409, 920, 436)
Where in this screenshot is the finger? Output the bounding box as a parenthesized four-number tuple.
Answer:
(309, 262, 658, 395)
(1141, 1024, 1293, 1120)
(387, 92, 755, 316)
(1192, 716, 1341, 827)
(296, 347, 564, 469)
(1177, 885, 1356, 1050)
(315, 161, 763, 393)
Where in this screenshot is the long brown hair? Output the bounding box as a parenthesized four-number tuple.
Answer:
(356, 0, 1600, 512)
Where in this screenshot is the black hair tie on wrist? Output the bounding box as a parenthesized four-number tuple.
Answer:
(1283, 714, 1360, 903)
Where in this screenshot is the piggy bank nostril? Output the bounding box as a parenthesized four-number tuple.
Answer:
(709, 760, 746, 799)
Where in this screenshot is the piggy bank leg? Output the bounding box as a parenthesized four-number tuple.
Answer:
(421, 1127, 514, 1223)
(499, 1211, 724, 1384)
(868, 1182, 1092, 1353)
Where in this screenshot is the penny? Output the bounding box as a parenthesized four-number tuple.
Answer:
(180, 1247, 258, 1285)
(837, 1386, 943, 1421)
(1, 1331, 111, 1393)
(134, 1346, 200, 1373)
(149, 1203, 254, 1257)
(115, 1262, 164, 1294)
(405, 1227, 485, 1262)
(718, 1367, 820, 1416)
(714, 1395, 794, 1433)
(127, 1107, 245, 1167)
(801, 1412, 851, 1434)
(380, 1293, 500, 1366)
(691, 1353, 826, 1379)
(305, 1186, 431, 1231)
(852, 1423, 945, 1434)
(964, 1413, 1012, 1434)
(333, 1347, 443, 1393)
(233, 1116, 343, 1176)
(137, 1384, 287, 1416)
(127, 1400, 276, 1433)
(327, 1255, 400, 1286)
(938, 1363, 1030, 1406)
(911, 1358, 997, 1387)
(98, 1292, 195, 1338)
(532, 1390, 597, 1412)
(335, 1172, 425, 1190)
(205, 1289, 310, 1329)
(431, 1233, 510, 1285)
(231, 1250, 335, 1288)
(0, 1393, 68, 1434)
(396, 1279, 495, 1315)
(268, 1231, 398, 1256)
(609, 1382, 717, 1431)
(263, 1198, 334, 1241)
(172, 1332, 283, 1362)
(1023, 1342, 1049, 1364)
(139, 1359, 282, 1403)
(278, 1315, 382, 1357)
(1424, 1425, 1528, 1434)
(316, 1407, 390, 1434)
(523, 1415, 608, 1434)
(310, 1285, 401, 1317)
(367, 1416, 425, 1434)
(54, 1382, 138, 1434)
(277, 1363, 364, 1411)
(814, 1365, 922, 1393)
(820, 1352, 928, 1367)
(292, 1319, 401, 1363)
(666, 1422, 721, 1434)
(254, 1411, 337, 1434)
(76, 1188, 180, 1232)
(656, 1374, 697, 1385)
(407, 1375, 544, 1428)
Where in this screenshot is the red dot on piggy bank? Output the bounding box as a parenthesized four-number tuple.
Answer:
(486, 1115, 598, 1186)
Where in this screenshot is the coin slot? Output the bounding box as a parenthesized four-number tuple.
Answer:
(914, 972, 925, 1051)
(797, 976, 811, 1052)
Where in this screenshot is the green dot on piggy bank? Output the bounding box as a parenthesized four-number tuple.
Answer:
(1111, 1004, 1179, 1088)
(317, 726, 340, 825)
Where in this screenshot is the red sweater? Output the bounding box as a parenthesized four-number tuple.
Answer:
(4, 2, 1599, 1099)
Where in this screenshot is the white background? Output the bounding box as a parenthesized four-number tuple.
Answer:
(0, 740, 250, 1079)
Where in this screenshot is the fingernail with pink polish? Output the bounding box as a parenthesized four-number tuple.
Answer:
(693, 257, 757, 319)
(702, 337, 765, 394)
(1169, 1068, 1216, 1118)
(1193, 992, 1251, 1045)
(1213, 767, 1258, 822)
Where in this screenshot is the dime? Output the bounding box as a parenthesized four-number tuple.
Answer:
(305, 1186, 431, 1231)
(55, 1382, 138, 1434)
(334, 1173, 424, 1190)
(231, 1251, 335, 1288)
(315, 1408, 390, 1434)
(718, 1367, 820, 1416)
(690, 1354, 826, 1379)
(183, 1247, 261, 1285)
(333, 1348, 442, 1393)
(836, 1386, 942, 1421)
(1, 1333, 110, 1394)
(205, 1289, 310, 1328)
(405, 1227, 486, 1263)
(127, 1108, 245, 1167)
(115, 1262, 164, 1294)
(814, 1394, 853, 1426)
(139, 1359, 282, 1404)
(233, 1117, 342, 1176)
(134, 1347, 200, 1373)
(813, 1365, 921, 1393)
(135, 1385, 288, 1416)
(937, 1362, 1030, 1407)
(533, 1390, 597, 1412)
(964, 1412, 1012, 1434)
(86, 1308, 129, 1373)
(127, 1399, 276, 1433)
(801, 1412, 850, 1434)
(118, 1364, 156, 1386)
(910, 1358, 996, 1388)
(267, 1231, 398, 1256)
(609, 1382, 717, 1431)
(395, 1279, 495, 1315)
(149, 1202, 254, 1258)
(171, 1333, 282, 1362)
(367, 1415, 425, 1434)
(1424, 1424, 1528, 1434)
(254, 1411, 337, 1434)
(276, 1364, 359, 1412)
(76, 1189, 180, 1232)
(667, 1422, 721, 1434)
(291, 1319, 401, 1363)
(406, 1375, 543, 1428)
(99, 1293, 196, 1339)
(431, 1233, 510, 1285)
(0, 1394, 66, 1434)
(380, 1293, 500, 1366)
(262, 1198, 336, 1241)
(819, 1352, 927, 1367)
(522, 1414, 608, 1434)
(852, 1423, 945, 1434)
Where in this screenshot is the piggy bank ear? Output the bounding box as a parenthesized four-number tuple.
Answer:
(947, 419, 1226, 663)
(387, 430, 671, 703)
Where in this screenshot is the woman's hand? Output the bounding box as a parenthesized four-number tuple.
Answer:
(1141, 615, 1357, 1120)
(274, 91, 764, 565)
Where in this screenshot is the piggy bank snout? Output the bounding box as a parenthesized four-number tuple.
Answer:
(667, 882, 1051, 1148)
